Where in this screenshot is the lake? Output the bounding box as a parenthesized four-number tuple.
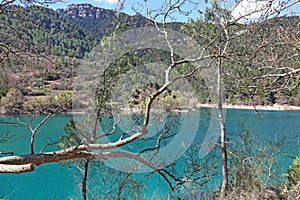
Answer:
(0, 108, 299, 199)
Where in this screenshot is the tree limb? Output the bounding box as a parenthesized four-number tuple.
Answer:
(0, 163, 34, 173)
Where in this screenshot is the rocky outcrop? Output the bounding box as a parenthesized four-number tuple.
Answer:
(57, 3, 115, 19)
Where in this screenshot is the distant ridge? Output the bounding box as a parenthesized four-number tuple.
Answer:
(56, 3, 151, 38)
(57, 3, 115, 19)
(56, 4, 182, 38)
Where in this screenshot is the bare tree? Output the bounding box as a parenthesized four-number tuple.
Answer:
(180, 0, 299, 195)
(0, 2, 217, 199)
(0, 0, 299, 199)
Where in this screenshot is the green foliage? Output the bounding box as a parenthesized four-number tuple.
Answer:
(204, 0, 231, 23)
(0, 5, 96, 58)
(0, 4, 299, 113)
(62, 11, 148, 39)
(0, 71, 9, 100)
(58, 119, 81, 149)
(31, 91, 73, 113)
(155, 91, 180, 111)
(184, 12, 300, 106)
(281, 155, 300, 199)
(0, 87, 24, 114)
(268, 91, 276, 105)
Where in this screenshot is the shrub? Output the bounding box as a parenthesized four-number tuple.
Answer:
(222, 124, 285, 200)
(0, 87, 24, 114)
(281, 155, 300, 200)
(0, 72, 9, 100)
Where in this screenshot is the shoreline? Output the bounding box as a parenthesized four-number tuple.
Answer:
(1, 103, 299, 116)
(197, 103, 300, 111)
(68, 103, 300, 115)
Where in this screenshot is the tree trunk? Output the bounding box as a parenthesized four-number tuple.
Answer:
(217, 60, 228, 195)
(82, 160, 89, 200)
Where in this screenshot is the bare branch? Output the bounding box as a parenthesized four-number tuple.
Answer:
(0, 163, 34, 173)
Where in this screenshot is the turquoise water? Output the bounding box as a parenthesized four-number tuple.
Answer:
(0, 115, 75, 199)
(0, 109, 299, 199)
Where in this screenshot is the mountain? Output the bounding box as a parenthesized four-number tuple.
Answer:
(57, 4, 115, 19)
(0, 4, 185, 114)
(0, 5, 96, 58)
(0, 4, 183, 59)
(57, 4, 151, 39)
(0, 4, 299, 114)
(57, 4, 183, 39)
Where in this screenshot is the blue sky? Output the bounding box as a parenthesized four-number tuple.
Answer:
(47, 0, 300, 22)
(49, 0, 120, 11)
(48, 0, 208, 22)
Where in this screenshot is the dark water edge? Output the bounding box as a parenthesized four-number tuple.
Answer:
(0, 109, 299, 199)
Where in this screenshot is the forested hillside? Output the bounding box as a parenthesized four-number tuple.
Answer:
(0, 6, 96, 58)
(0, 4, 299, 114)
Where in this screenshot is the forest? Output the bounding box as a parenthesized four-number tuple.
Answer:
(0, 4, 299, 114)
